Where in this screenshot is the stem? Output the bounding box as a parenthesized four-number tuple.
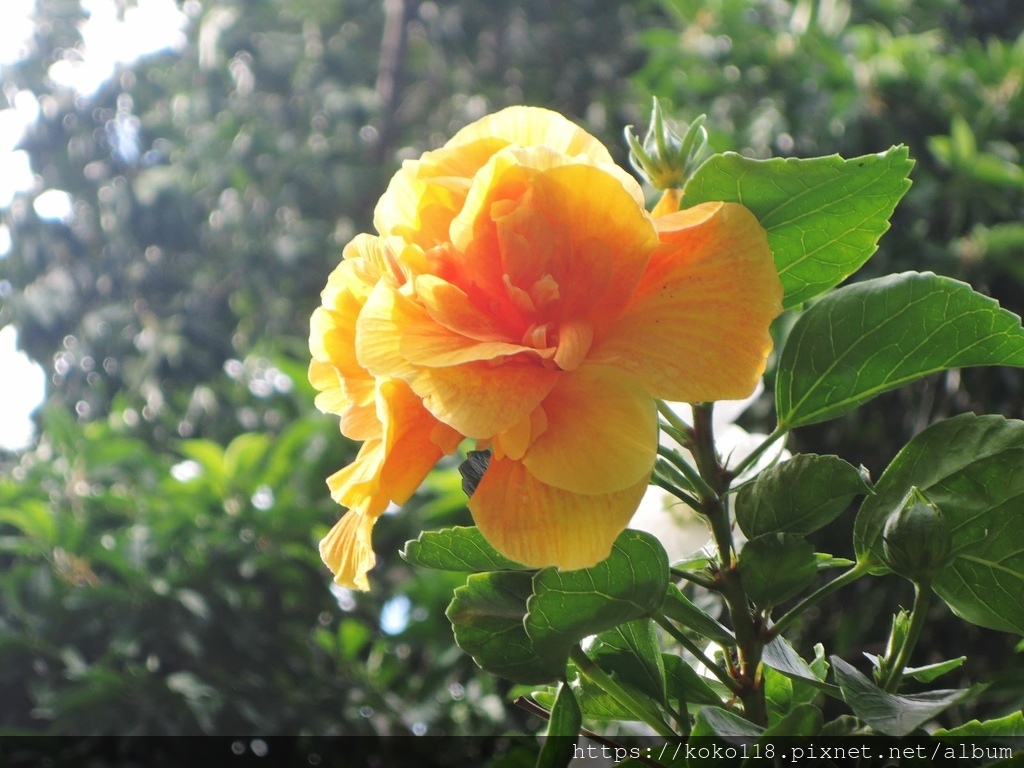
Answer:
(670, 567, 718, 590)
(879, 582, 932, 692)
(657, 400, 695, 443)
(688, 403, 768, 726)
(569, 645, 679, 739)
(657, 444, 718, 502)
(769, 562, 872, 638)
(727, 425, 788, 482)
(654, 614, 741, 694)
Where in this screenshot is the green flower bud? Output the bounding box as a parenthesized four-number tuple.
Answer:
(881, 487, 952, 583)
(625, 98, 709, 190)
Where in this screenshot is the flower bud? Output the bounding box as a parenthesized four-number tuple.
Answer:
(881, 487, 952, 583)
(625, 98, 708, 191)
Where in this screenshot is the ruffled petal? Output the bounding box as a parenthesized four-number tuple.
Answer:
(319, 510, 377, 590)
(411, 359, 560, 439)
(356, 281, 536, 374)
(469, 456, 649, 570)
(445, 106, 614, 162)
(521, 364, 657, 494)
(593, 202, 783, 402)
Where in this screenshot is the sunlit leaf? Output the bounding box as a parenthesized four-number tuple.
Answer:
(777, 272, 1024, 429)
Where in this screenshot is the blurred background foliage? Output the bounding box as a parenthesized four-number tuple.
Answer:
(1, 0, 1024, 744)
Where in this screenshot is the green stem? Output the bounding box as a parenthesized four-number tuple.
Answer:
(727, 425, 788, 482)
(769, 562, 872, 638)
(651, 476, 702, 510)
(657, 444, 718, 502)
(657, 400, 695, 442)
(879, 582, 932, 692)
(670, 567, 718, 590)
(569, 645, 678, 739)
(654, 614, 741, 694)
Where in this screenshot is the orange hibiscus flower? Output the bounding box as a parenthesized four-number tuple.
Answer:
(310, 106, 782, 590)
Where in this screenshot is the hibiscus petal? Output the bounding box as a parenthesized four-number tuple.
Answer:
(469, 456, 649, 570)
(527, 164, 659, 329)
(377, 378, 454, 503)
(411, 359, 560, 439)
(446, 106, 615, 162)
(319, 510, 377, 590)
(594, 202, 783, 402)
(356, 281, 534, 376)
(522, 364, 657, 494)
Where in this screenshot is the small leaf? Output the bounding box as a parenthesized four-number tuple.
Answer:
(681, 147, 913, 307)
(934, 711, 1024, 737)
(854, 414, 1024, 634)
(525, 531, 669, 657)
(816, 553, 856, 570)
(763, 703, 823, 738)
(590, 620, 667, 705)
(762, 636, 840, 699)
(764, 666, 794, 725)
(903, 656, 966, 684)
(446, 571, 565, 684)
(662, 655, 725, 707)
(736, 454, 871, 538)
(776, 272, 1024, 430)
(402, 526, 528, 572)
(737, 534, 817, 610)
(537, 682, 582, 768)
(661, 585, 736, 646)
(691, 706, 765, 741)
(831, 656, 976, 736)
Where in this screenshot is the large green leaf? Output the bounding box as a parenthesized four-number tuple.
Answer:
(402, 526, 528, 572)
(854, 414, 1024, 634)
(831, 656, 976, 736)
(934, 711, 1024, 737)
(776, 272, 1024, 429)
(445, 571, 564, 684)
(762, 637, 840, 699)
(525, 531, 670, 655)
(662, 655, 725, 707)
(736, 454, 871, 538)
(737, 534, 817, 610)
(681, 148, 913, 307)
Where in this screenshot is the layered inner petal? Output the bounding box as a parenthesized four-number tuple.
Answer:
(521, 364, 657, 495)
(410, 358, 560, 439)
(469, 456, 649, 570)
(593, 201, 783, 402)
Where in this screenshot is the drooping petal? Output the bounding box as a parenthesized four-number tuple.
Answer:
(319, 510, 377, 590)
(521, 364, 657, 495)
(594, 202, 783, 402)
(469, 456, 649, 570)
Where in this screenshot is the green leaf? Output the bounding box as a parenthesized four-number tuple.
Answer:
(525, 531, 670, 657)
(402, 526, 529, 572)
(903, 656, 966, 684)
(537, 682, 581, 768)
(854, 414, 1024, 634)
(831, 656, 976, 736)
(446, 571, 565, 684)
(0, 502, 57, 544)
(590, 620, 667, 705)
(736, 454, 871, 538)
(737, 534, 817, 610)
(776, 272, 1024, 429)
(934, 711, 1024, 737)
(762, 637, 840, 699)
(663, 655, 725, 707)
(681, 147, 913, 307)
(764, 666, 794, 725)
(691, 706, 765, 740)
(763, 703, 823, 738)
(661, 584, 736, 646)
